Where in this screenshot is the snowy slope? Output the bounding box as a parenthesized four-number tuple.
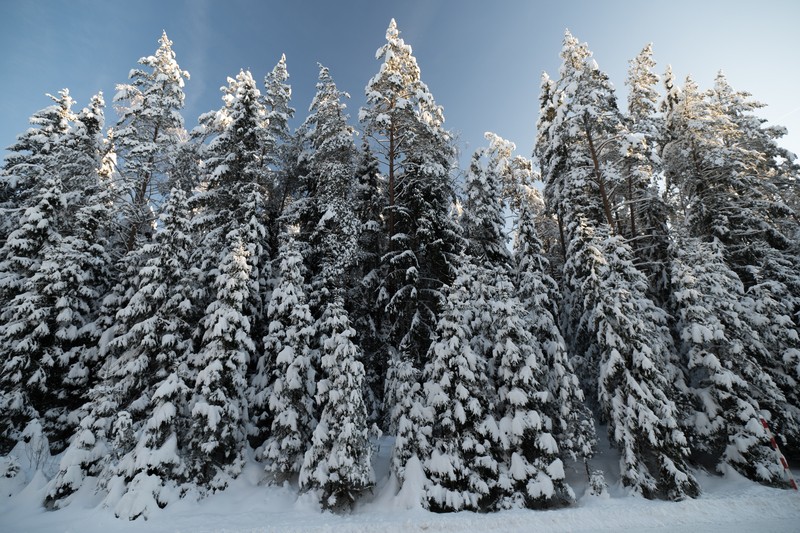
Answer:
(2, 436, 799, 533)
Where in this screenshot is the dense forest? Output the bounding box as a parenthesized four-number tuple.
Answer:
(1, 19, 799, 519)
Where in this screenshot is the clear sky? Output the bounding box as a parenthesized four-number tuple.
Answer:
(2, 0, 799, 169)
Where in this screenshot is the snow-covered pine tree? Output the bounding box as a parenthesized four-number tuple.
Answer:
(421, 256, 496, 512)
(514, 203, 596, 469)
(258, 233, 317, 481)
(670, 235, 793, 485)
(347, 139, 388, 425)
(360, 19, 463, 368)
(538, 31, 616, 373)
(537, 31, 622, 248)
(29, 94, 114, 450)
(188, 237, 253, 490)
(538, 33, 698, 500)
(491, 270, 572, 510)
(457, 134, 576, 509)
(385, 356, 431, 496)
(563, 220, 699, 500)
(0, 90, 113, 454)
(111, 31, 189, 252)
(661, 73, 800, 444)
(193, 70, 270, 275)
(710, 75, 800, 425)
(46, 184, 197, 513)
(191, 70, 272, 429)
(361, 24, 463, 478)
(623, 44, 671, 301)
(43, 381, 120, 509)
(108, 188, 197, 518)
(0, 90, 75, 448)
(300, 297, 374, 510)
(261, 53, 297, 251)
(292, 64, 359, 309)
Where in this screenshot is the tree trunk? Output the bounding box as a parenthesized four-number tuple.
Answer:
(584, 116, 615, 230)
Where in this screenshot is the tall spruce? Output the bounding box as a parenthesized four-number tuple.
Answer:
(299, 298, 374, 510)
(0, 91, 112, 454)
(671, 235, 794, 485)
(188, 238, 253, 489)
(111, 31, 189, 252)
(258, 234, 317, 480)
(514, 203, 596, 468)
(540, 32, 698, 500)
(421, 257, 496, 512)
(563, 221, 698, 499)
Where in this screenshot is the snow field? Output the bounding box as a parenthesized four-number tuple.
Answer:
(2, 436, 799, 532)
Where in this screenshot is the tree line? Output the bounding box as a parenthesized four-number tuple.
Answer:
(0, 21, 798, 519)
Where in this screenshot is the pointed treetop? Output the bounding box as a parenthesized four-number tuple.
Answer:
(626, 43, 660, 125)
(154, 31, 184, 79)
(78, 92, 106, 136)
(559, 29, 591, 73)
(387, 18, 399, 40)
(264, 54, 289, 86)
(317, 62, 331, 80)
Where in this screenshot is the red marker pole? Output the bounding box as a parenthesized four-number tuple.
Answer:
(760, 417, 798, 491)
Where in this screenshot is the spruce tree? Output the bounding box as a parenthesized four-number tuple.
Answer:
(0, 91, 112, 454)
(258, 234, 317, 480)
(191, 68, 270, 307)
(107, 188, 197, 517)
(46, 186, 196, 513)
(111, 31, 189, 251)
(563, 221, 699, 499)
(671, 235, 795, 484)
(421, 257, 496, 512)
(0, 91, 74, 452)
(299, 298, 374, 510)
(361, 19, 463, 367)
(361, 23, 463, 474)
(192, 71, 272, 439)
(514, 205, 596, 468)
(188, 238, 253, 489)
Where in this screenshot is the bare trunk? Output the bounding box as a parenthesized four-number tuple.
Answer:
(628, 173, 637, 240)
(584, 115, 615, 230)
(558, 210, 567, 262)
(387, 121, 396, 245)
(126, 124, 160, 252)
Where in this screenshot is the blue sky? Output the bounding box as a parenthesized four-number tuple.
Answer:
(2, 0, 800, 168)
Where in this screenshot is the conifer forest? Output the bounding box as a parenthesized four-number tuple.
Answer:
(1, 20, 800, 522)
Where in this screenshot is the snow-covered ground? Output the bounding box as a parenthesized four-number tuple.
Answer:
(2, 435, 799, 532)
